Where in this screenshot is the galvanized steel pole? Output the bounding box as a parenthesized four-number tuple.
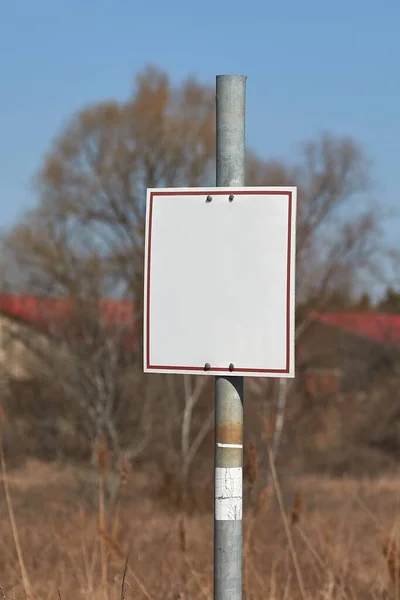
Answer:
(214, 74, 246, 600)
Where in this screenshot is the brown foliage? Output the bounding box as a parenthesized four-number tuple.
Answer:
(245, 439, 258, 488)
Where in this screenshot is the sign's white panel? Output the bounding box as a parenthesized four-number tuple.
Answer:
(143, 187, 296, 377)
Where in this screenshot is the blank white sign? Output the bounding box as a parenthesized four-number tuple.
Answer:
(143, 187, 296, 377)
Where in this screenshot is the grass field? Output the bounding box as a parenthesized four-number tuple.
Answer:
(1, 456, 400, 600)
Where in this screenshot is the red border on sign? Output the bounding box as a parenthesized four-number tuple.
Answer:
(146, 189, 293, 374)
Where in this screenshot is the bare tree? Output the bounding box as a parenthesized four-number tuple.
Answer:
(0, 65, 390, 497)
(181, 375, 213, 489)
(0, 66, 216, 496)
(248, 133, 382, 306)
(246, 133, 387, 485)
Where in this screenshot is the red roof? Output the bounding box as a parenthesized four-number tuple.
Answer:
(0, 293, 134, 327)
(2, 295, 400, 352)
(313, 312, 400, 347)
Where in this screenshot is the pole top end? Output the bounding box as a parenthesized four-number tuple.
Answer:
(216, 74, 247, 80)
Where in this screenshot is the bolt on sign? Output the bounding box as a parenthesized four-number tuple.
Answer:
(143, 187, 297, 378)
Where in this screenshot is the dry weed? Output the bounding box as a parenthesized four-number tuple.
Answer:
(246, 439, 258, 490)
(0, 452, 398, 599)
(290, 489, 303, 526)
(0, 409, 33, 600)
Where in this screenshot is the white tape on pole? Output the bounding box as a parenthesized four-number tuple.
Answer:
(215, 467, 243, 520)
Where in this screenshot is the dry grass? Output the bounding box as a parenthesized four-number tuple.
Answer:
(1, 452, 400, 599)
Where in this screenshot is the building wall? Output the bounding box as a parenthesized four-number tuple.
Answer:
(0, 314, 60, 380)
(299, 320, 398, 393)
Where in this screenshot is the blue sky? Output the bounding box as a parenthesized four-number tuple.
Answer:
(0, 0, 399, 249)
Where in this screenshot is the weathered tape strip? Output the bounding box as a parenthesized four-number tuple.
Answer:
(215, 467, 242, 520)
(216, 424, 243, 446)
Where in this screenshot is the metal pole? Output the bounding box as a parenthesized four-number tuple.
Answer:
(214, 74, 246, 600)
